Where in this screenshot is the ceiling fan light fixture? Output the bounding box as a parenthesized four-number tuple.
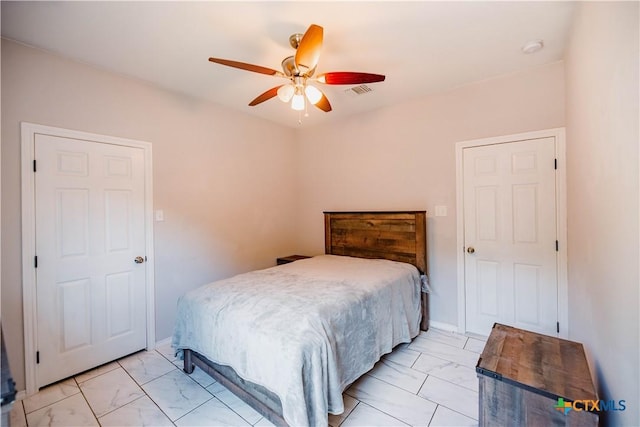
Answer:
(291, 93, 305, 111)
(277, 84, 294, 102)
(304, 85, 323, 105)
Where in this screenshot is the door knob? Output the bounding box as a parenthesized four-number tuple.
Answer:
(466, 247, 475, 254)
(134, 256, 145, 264)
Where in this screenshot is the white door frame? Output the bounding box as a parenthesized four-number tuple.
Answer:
(21, 122, 155, 395)
(455, 128, 568, 338)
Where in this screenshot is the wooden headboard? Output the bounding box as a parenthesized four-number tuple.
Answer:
(323, 211, 427, 274)
(324, 211, 429, 330)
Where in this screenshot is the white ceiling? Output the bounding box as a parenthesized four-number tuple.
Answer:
(1, 1, 576, 128)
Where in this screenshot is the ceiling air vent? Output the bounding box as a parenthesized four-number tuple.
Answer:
(344, 85, 373, 97)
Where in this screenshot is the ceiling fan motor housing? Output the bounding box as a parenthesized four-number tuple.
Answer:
(281, 56, 298, 77)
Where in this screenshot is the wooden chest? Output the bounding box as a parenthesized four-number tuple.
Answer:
(476, 323, 598, 426)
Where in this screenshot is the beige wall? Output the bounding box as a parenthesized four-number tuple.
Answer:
(565, 2, 639, 425)
(6, 10, 637, 419)
(295, 61, 566, 326)
(1, 39, 299, 390)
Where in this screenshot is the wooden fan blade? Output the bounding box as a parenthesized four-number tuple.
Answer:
(209, 57, 284, 77)
(314, 92, 332, 112)
(249, 85, 283, 106)
(295, 24, 323, 72)
(317, 72, 386, 85)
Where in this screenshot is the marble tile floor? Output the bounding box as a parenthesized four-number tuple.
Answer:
(9, 328, 487, 427)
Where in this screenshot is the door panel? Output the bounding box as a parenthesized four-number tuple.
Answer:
(512, 185, 538, 243)
(105, 190, 132, 252)
(106, 272, 134, 338)
(35, 134, 147, 387)
(463, 137, 558, 336)
(57, 189, 89, 257)
(59, 278, 91, 351)
(475, 186, 499, 241)
(514, 263, 541, 324)
(477, 260, 499, 316)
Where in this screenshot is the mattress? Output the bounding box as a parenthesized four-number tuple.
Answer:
(172, 254, 422, 426)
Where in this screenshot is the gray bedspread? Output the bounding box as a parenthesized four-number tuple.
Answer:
(172, 255, 422, 426)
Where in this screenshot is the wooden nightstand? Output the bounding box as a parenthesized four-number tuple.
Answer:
(276, 255, 311, 265)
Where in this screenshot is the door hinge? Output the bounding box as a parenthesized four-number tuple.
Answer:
(555, 240, 559, 251)
(34, 256, 38, 268)
(554, 158, 557, 170)
(557, 322, 560, 333)
(36, 351, 40, 364)
(33, 159, 37, 172)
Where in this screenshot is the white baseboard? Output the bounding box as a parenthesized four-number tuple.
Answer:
(428, 320, 459, 333)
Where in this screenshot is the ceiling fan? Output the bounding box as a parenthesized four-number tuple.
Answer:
(208, 24, 385, 114)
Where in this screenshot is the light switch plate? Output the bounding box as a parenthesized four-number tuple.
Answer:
(435, 205, 447, 217)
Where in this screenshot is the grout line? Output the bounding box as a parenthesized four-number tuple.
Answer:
(350, 373, 441, 411)
(371, 358, 428, 389)
(347, 401, 411, 427)
(427, 403, 439, 427)
(15, 400, 27, 425)
(409, 348, 479, 369)
(431, 403, 479, 423)
(137, 379, 180, 425)
(361, 371, 424, 397)
(411, 349, 476, 369)
(425, 371, 479, 394)
(94, 394, 149, 422)
(417, 376, 480, 421)
(85, 367, 145, 420)
(417, 373, 429, 395)
(76, 362, 121, 386)
(115, 362, 146, 391)
(73, 376, 101, 426)
(172, 394, 220, 425)
(22, 379, 82, 415)
(425, 372, 480, 394)
(143, 396, 181, 426)
(409, 351, 421, 370)
(413, 333, 471, 351)
(143, 370, 214, 423)
(212, 389, 262, 425)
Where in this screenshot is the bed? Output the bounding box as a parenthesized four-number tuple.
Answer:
(172, 211, 428, 426)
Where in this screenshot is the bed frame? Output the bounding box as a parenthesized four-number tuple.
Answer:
(183, 211, 428, 426)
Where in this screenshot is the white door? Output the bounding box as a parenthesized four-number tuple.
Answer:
(35, 134, 147, 387)
(463, 137, 558, 337)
